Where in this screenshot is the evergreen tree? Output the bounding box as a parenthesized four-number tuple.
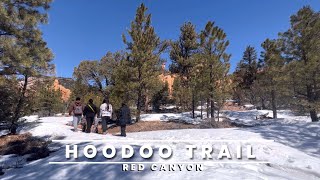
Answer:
(258, 39, 285, 118)
(234, 46, 258, 105)
(73, 60, 107, 97)
(199, 21, 231, 119)
(151, 82, 170, 112)
(215, 76, 233, 121)
(0, 77, 19, 125)
(110, 53, 136, 110)
(169, 22, 198, 114)
(122, 4, 166, 121)
(280, 6, 320, 122)
(0, 0, 54, 133)
(36, 79, 65, 116)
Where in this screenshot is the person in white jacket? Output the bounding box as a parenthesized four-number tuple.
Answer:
(100, 99, 113, 134)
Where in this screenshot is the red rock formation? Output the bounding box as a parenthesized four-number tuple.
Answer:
(53, 79, 71, 102)
(159, 62, 176, 97)
(19, 78, 71, 102)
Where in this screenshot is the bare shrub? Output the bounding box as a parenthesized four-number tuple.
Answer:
(200, 118, 235, 129)
(0, 133, 51, 161)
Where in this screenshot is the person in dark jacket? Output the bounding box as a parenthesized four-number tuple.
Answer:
(68, 97, 84, 132)
(83, 99, 98, 133)
(118, 103, 131, 137)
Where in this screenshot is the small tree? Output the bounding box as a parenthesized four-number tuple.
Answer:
(151, 82, 170, 112)
(258, 39, 285, 118)
(36, 79, 65, 116)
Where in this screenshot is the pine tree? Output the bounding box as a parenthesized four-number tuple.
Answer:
(151, 82, 170, 112)
(0, 0, 54, 133)
(199, 21, 231, 119)
(73, 60, 108, 97)
(169, 22, 198, 114)
(0, 77, 19, 125)
(234, 46, 258, 105)
(258, 39, 285, 118)
(110, 55, 134, 109)
(36, 79, 65, 116)
(122, 4, 165, 122)
(280, 6, 320, 122)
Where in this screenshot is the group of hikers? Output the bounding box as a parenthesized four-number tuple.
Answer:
(68, 97, 131, 137)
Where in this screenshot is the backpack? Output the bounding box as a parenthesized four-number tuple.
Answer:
(74, 104, 83, 115)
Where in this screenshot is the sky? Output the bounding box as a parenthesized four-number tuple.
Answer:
(41, 0, 320, 78)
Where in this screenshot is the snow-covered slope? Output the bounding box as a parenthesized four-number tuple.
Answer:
(1, 111, 320, 180)
(140, 111, 203, 124)
(225, 110, 320, 158)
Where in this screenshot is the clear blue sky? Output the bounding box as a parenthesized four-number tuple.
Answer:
(41, 0, 320, 78)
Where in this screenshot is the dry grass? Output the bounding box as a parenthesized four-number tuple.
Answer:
(222, 105, 246, 111)
(0, 133, 50, 161)
(199, 119, 236, 129)
(76, 119, 237, 134)
(94, 121, 199, 134)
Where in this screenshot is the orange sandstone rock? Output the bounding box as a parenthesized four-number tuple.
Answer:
(53, 79, 71, 102)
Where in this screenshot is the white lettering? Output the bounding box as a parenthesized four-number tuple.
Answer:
(83, 145, 97, 159)
(66, 145, 78, 159)
(122, 164, 129, 171)
(159, 145, 172, 159)
(140, 145, 153, 159)
(186, 145, 197, 159)
(151, 164, 157, 171)
(122, 145, 134, 159)
(202, 145, 213, 159)
(218, 145, 231, 159)
(247, 145, 256, 159)
(237, 145, 242, 159)
(102, 145, 116, 158)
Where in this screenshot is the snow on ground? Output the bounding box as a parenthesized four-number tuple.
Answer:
(161, 105, 177, 110)
(140, 111, 204, 124)
(224, 110, 320, 159)
(1, 110, 320, 179)
(224, 110, 313, 124)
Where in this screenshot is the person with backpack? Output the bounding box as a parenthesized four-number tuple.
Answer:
(100, 99, 113, 135)
(118, 103, 131, 137)
(83, 99, 98, 133)
(68, 97, 84, 132)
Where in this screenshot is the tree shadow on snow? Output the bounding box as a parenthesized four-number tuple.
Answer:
(238, 119, 320, 158)
(2, 141, 160, 180)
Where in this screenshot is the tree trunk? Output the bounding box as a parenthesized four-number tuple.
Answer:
(192, 92, 195, 119)
(260, 97, 266, 110)
(209, 64, 214, 119)
(206, 98, 209, 118)
(249, 88, 256, 106)
(200, 98, 203, 119)
(210, 99, 214, 119)
(136, 66, 143, 122)
(136, 93, 141, 122)
(271, 89, 277, 119)
(11, 74, 29, 134)
(144, 94, 148, 113)
(237, 92, 242, 106)
(310, 109, 318, 122)
(306, 84, 318, 122)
